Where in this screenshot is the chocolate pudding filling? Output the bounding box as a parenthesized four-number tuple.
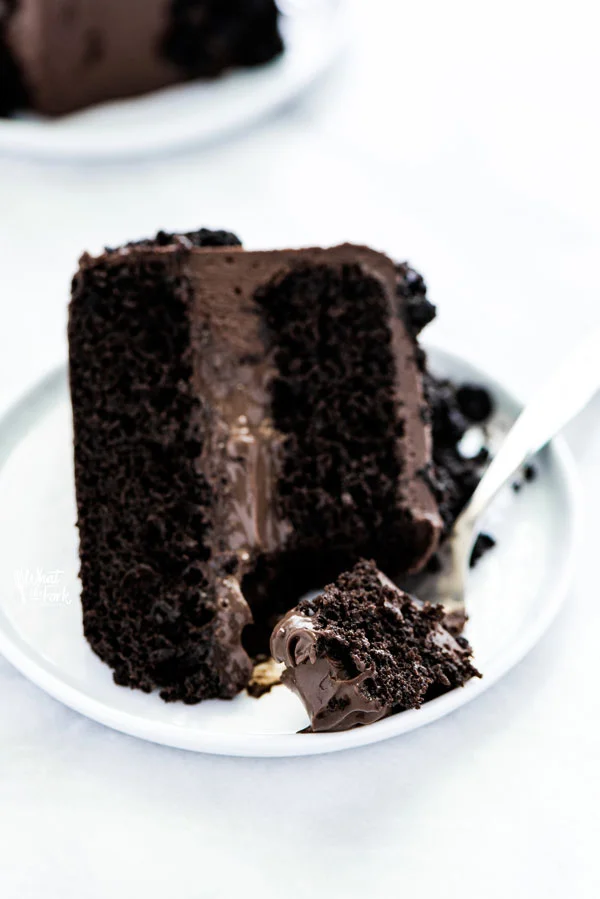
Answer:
(272, 613, 386, 731)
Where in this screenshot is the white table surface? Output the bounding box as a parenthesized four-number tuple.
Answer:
(0, 1, 599, 896)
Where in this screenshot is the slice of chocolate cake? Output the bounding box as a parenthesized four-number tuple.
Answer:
(271, 559, 480, 732)
(68, 231, 443, 703)
(0, 0, 283, 117)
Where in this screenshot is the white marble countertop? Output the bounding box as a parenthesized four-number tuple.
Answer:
(0, 2, 599, 896)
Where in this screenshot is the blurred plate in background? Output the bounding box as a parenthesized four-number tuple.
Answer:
(0, 0, 344, 162)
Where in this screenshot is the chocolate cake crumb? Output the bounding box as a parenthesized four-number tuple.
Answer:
(443, 608, 468, 637)
(456, 384, 494, 423)
(108, 228, 242, 253)
(395, 263, 437, 337)
(272, 560, 480, 732)
(163, 0, 283, 77)
(423, 375, 494, 532)
(512, 463, 537, 493)
(470, 533, 496, 568)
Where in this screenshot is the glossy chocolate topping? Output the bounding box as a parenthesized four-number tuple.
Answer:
(271, 612, 387, 731)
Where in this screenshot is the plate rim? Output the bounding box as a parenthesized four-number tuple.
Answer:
(0, 0, 345, 163)
(0, 348, 582, 757)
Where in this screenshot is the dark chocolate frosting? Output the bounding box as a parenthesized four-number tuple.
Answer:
(271, 612, 387, 731)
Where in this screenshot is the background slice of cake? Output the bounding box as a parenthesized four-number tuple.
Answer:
(68, 231, 443, 703)
(271, 559, 480, 732)
(0, 0, 283, 117)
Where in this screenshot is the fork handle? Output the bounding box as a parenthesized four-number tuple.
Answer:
(460, 327, 600, 530)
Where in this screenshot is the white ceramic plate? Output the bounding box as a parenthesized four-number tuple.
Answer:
(0, 346, 580, 756)
(0, 1, 344, 162)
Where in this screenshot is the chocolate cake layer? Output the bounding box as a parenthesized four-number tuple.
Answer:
(271, 559, 480, 732)
(69, 228, 256, 702)
(1, 0, 283, 116)
(69, 233, 443, 702)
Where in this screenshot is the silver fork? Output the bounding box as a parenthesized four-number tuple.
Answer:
(439, 328, 600, 618)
